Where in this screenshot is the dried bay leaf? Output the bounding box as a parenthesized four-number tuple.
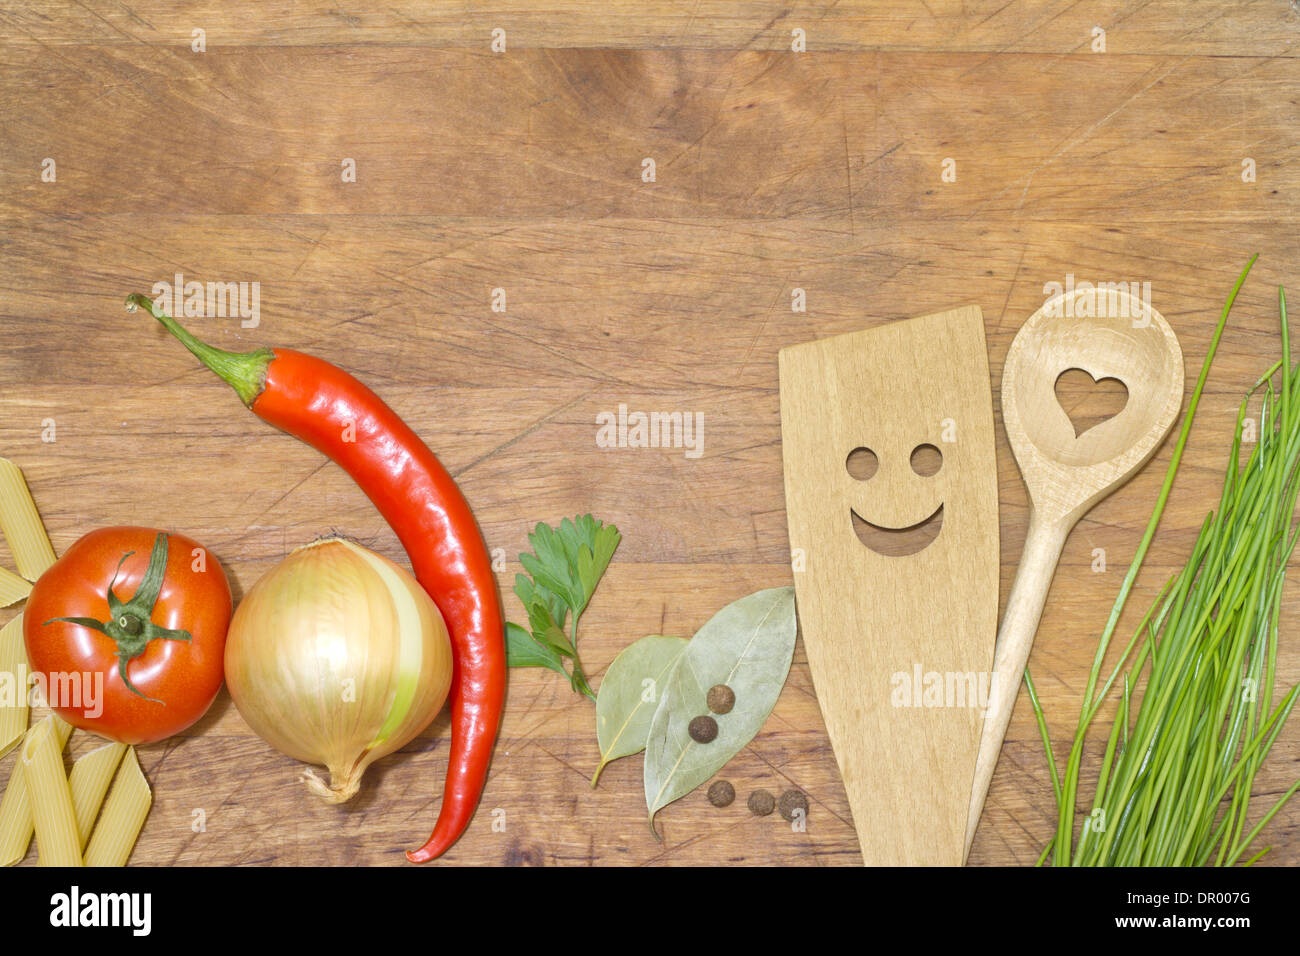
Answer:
(592, 635, 688, 786)
(644, 586, 797, 835)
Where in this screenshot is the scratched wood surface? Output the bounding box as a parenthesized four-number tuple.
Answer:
(1, 2, 1298, 866)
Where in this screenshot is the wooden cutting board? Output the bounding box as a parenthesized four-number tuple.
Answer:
(2, 2, 1298, 866)
(779, 306, 999, 865)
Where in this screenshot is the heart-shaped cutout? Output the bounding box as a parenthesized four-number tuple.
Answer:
(1054, 367, 1129, 439)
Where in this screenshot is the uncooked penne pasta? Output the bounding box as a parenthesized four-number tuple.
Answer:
(69, 742, 126, 849)
(0, 614, 28, 758)
(20, 717, 81, 866)
(0, 716, 73, 866)
(0, 459, 55, 582)
(0, 567, 30, 609)
(84, 747, 150, 867)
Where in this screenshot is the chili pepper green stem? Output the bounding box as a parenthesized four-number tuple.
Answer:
(125, 293, 272, 407)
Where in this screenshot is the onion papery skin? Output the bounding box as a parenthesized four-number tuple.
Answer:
(224, 537, 453, 803)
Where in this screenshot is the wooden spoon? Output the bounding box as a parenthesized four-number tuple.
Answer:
(964, 287, 1184, 859)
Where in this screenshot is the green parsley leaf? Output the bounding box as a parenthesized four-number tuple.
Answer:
(505, 622, 568, 678)
(506, 514, 621, 701)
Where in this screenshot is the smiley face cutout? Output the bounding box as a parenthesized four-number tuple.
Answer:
(846, 441, 945, 556)
(779, 304, 998, 581)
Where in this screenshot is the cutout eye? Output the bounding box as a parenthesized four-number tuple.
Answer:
(845, 447, 878, 480)
(910, 443, 942, 477)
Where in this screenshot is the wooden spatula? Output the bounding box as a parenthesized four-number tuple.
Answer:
(779, 306, 999, 865)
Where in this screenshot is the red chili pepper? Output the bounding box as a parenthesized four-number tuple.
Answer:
(129, 294, 504, 863)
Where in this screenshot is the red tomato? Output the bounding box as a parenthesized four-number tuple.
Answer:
(24, 527, 232, 745)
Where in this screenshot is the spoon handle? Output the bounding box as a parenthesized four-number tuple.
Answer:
(964, 511, 1071, 858)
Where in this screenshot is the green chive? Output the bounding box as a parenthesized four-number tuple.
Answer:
(1028, 259, 1300, 866)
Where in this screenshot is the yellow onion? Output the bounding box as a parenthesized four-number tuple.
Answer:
(224, 537, 452, 803)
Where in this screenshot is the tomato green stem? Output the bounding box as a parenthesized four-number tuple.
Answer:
(125, 293, 273, 407)
(44, 532, 192, 702)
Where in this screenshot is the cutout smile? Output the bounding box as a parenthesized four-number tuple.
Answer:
(851, 505, 944, 557)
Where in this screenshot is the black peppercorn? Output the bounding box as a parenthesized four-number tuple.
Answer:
(688, 715, 718, 743)
(778, 789, 809, 822)
(747, 789, 776, 816)
(707, 780, 735, 807)
(706, 684, 736, 714)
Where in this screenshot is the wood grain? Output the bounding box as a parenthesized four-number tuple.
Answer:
(2, 2, 1297, 54)
(5, 48, 1297, 222)
(1, 1, 1298, 866)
